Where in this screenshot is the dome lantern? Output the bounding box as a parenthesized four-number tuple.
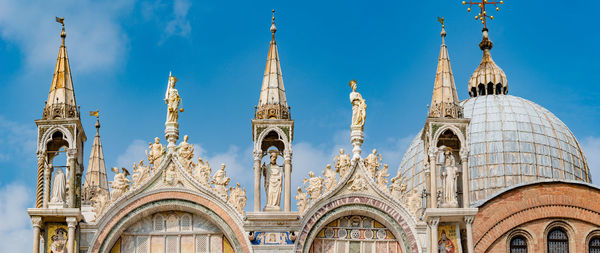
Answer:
(468, 28, 508, 97)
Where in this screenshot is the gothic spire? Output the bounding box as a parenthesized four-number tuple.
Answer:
(429, 21, 462, 119)
(255, 10, 290, 120)
(84, 111, 109, 200)
(43, 18, 79, 119)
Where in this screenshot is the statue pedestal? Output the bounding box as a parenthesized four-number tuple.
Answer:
(350, 126, 364, 160)
(48, 201, 66, 209)
(263, 205, 282, 212)
(165, 122, 179, 152)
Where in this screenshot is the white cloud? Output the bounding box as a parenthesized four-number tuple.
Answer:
(379, 133, 416, 173)
(0, 0, 133, 72)
(165, 0, 192, 37)
(116, 139, 148, 169)
(0, 183, 33, 252)
(0, 115, 36, 164)
(581, 136, 600, 184)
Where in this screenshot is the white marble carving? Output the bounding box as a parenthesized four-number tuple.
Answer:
(177, 135, 194, 174)
(364, 149, 382, 179)
(441, 148, 459, 207)
(349, 80, 366, 130)
(228, 183, 247, 215)
(193, 158, 212, 187)
(304, 171, 323, 203)
(263, 151, 282, 210)
(132, 160, 151, 188)
(376, 164, 390, 192)
(348, 173, 367, 192)
(295, 187, 309, 213)
(390, 174, 407, 200)
(165, 74, 182, 124)
(322, 164, 337, 193)
(163, 163, 182, 187)
(146, 137, 164, 168)
(109, 167, 131, 201)
(50, 167, 67, 206)
(334, 149, 351, 178)
(211, 164, 230, 199)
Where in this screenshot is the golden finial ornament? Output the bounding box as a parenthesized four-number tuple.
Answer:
(462, 0, 503, 28)
(89, 110, 99, 119)
(437, 17, 445, 28)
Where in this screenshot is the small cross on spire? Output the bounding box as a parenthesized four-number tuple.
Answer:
(462, 0, 504, 28)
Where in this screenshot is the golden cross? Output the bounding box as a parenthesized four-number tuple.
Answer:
(462, 0, 503, 28)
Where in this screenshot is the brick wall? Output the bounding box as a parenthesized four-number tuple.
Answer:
(473, 181, 600, 252)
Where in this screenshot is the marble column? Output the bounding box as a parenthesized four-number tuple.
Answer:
(43, 164, 53, 208)
(428, 147, 438, 208)
(253, 151, 262, 212)
(461, 154, 470, 207)
(67, 217, 77, 253)
(283, 150, 292, 212)
(36, 152, 45, 208)
(464, 216, 475, 253)
(31, 216, 42, 253)
(68, 152, 76, 208)
(428, 217, 440, 253)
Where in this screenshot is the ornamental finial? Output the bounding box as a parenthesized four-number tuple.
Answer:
(56, 17, 66, 44)
(438, 17, 446, 40)
(270, 9, 277, 39)
(462, 0, 503, 29)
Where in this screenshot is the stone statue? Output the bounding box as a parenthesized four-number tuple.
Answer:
(211, 164, 230, 199)
(163, 163, 182, 187)
(193, 158, 212, 187)
(91, 188, 109, 219)
(228, 183, 247, 215)
(304, 171, 323, 203)
(441, 148, 459, 207)
(364, 149, 382, 178)
(146, 137, 164, 167)
(376, 164, 391, 192)
(405, 189, 422, 216)
(50, 167, 67, 205)
(349, 80, 366, 130)
(132, 160, 151, 188)
(177, 135, 195, 173)
(348, 173, 368, 192)
(165, 73, 183, 123)
(334, 149, 351, 178)
(109, 167, 130, 201)
(322, 164, 337, 193)
(263, 150, 283, 210)
(390, 174, 407, 200)
(295, 187, 309, 213)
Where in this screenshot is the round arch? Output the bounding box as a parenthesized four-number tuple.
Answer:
(254, 126, 290, 152)
(432, 125, 467, 152)
(39, 125, 74, 152)
(90, 191, 251, 253)
(295, 196, 421, 253)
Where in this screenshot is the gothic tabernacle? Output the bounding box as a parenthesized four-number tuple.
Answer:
(27, 4, 600, 253)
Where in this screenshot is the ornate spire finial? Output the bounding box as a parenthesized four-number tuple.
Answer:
(462, 0, 503, 29)
(438, 17, 447, 42)
(56, 17, 66, 45)
(270, 9, 277, 39)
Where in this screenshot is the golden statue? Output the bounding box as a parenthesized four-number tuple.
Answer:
(165, 72, 183, 123)
(349, 80, 366, 130)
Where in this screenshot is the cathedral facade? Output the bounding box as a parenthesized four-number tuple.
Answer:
(27, 9, 600, 253)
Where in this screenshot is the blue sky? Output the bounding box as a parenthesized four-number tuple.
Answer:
(0, 0, 599, 251)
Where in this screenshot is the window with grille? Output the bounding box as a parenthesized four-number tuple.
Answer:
(548, 228, 569, 253)
(590, 236, 600, 253)
(510, 236, 527, 253)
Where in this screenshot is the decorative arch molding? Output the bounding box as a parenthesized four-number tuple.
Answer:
(585, 229, 600, 252)
(254, 126, 290, 152)
(505, 228, 534, 253)
(431, 124, 468, 152)
(89, 191, 251, 253)
(38, 125, 74, 152)
(295, 195, 421, 253)
(543, 220, 575, 253)
(475, 204, 600, 251)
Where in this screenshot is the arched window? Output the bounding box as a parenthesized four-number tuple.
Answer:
(510, 235, 527, 253)
(478, 84, 485, 95)
(590, 236, 600, 253)
(548, 228, 569, 253)
(487, 83, 494, 95)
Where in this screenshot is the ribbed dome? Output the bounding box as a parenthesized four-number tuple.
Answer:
(398, 95, 591, 205)
(468, 29, 508, 97)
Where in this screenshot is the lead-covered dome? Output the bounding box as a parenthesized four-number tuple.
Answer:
(399, 95, 591, 205)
